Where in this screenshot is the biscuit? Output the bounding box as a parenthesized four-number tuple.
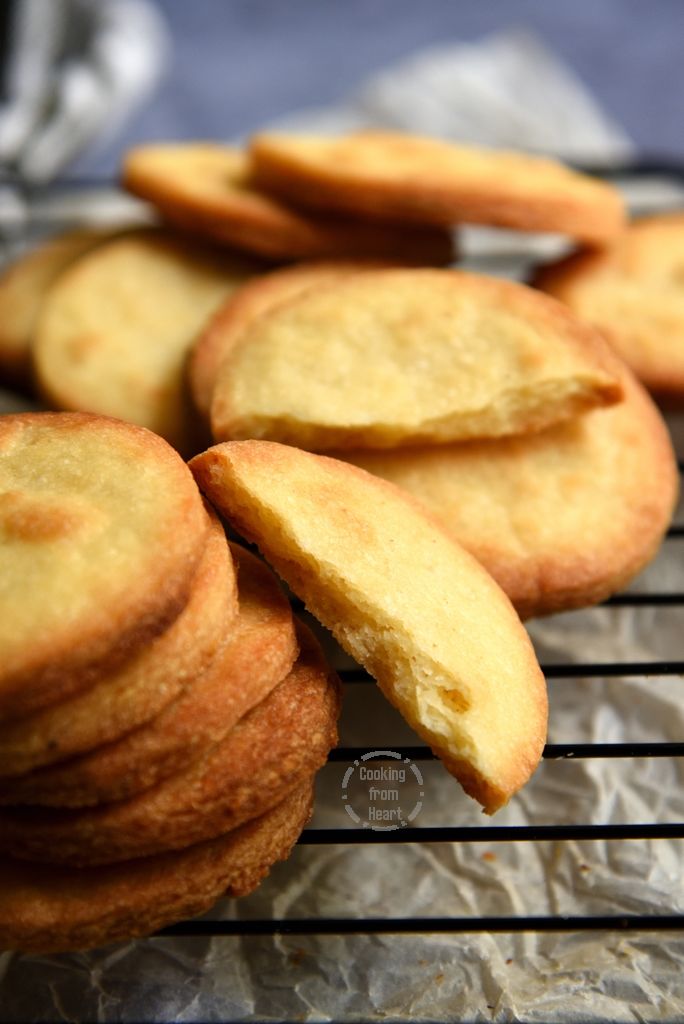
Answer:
(0, 227, 115, 390)
(190, 258, 399, 420)
(0, 412, 209, 723)
(32, 227, 260, 453)
(122, 143, 454, 264)
(0, 624, 340, 864)
(533, 212, 684, 398)
(0, 780, 313, 954)
(341, 360, 678, 619)
(209, 268, 622, 450)
(4, 544, 298, 806)
(190, 441, 548, 813)
(0, 509, 237, 779)
(249, 131, 626, 244)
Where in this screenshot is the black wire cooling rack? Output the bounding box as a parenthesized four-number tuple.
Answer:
(2, 161, 684, 980)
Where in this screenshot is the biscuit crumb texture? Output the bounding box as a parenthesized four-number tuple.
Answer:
(191, 440, 548, 813)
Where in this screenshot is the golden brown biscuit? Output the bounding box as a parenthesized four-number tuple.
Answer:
(0, 624, 340, 865)
(190, 258, 400, 420)
(342, 360, 678, 619)
(0, 780, 313, 954)
(32, 227, 260, 453)
(0, 228, 115, 390)
(0, 509, 237, 779)
(122, 143, 454, 264)
(0, 412, 209, 723)
(190, 441, 548, 814)
(4, 545, 298, 806)
(210, 269, 622, 450)
(249, 131, 625, 244)
(533, 212, 684, 398)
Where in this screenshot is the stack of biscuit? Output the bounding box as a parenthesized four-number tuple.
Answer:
(0, 412, 340, 953)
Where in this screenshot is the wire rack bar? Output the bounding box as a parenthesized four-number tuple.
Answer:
(298, 823, 684, 844)
(159, 914, 684, 938)
(339, 662, 684, 684)
(328, 742, 684, 762)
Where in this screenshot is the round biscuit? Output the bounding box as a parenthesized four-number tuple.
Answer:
(209, 268, 622, 450)
(533, 212, 684, 398)
(249, 131, 625, 244)
(32, 227, 261, 453)
(0, 412, 209, 722)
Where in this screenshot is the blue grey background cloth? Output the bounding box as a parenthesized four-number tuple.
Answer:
(68, 0, 684, 179)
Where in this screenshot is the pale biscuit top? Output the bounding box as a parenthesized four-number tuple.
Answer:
(32, 227, 258, 452)
(122, 143, 454, 264)
(534, 212, 684, 396)
(0, 413, 208, 721)
(210, 268, 622, 450)
(190, 258, 398, 419)
(250, 131, 626, 244)
(190, 440, 548, 814)
(343, 360, 677, 619)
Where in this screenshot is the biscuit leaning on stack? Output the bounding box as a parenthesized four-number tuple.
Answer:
(190, 440, 549, 815)
(0, 412, 341, 953)
(121, 143, 455, 264)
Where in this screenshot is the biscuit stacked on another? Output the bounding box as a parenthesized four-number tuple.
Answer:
(121, 142, 456, 264)
(0, 412, 340, 953)
(191, 440, 550, 816)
